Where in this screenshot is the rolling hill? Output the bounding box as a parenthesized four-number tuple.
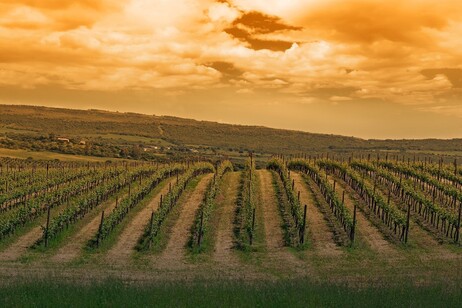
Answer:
(1, 104, 461, 159)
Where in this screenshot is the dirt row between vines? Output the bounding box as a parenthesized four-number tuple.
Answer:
(154, 174, 213, 268)
(105, 177, 177, 265)
(212, 172, 240, 265)
(326, 175, 400, 257)
(0, 226, 42, 262)
(291, 172, 342, 257)
(259, 170, 287, 251)
(51, 192, 129, 263)
(0, 198, 88, 262)
(258, 170, 308, 277)
(384, 186, 457, 260)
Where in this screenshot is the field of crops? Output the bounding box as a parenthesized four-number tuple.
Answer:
(0, 154, 461, 289)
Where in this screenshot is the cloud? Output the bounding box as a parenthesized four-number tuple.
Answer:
(330, 96, 352, 102)
(0, 0, 126, 30)
(204, 61, 244, 82)
(232, 11, 301, 34)
(208, 2, 240, 23)
(298, 87, 359, 102)
(233, 0, 462, 45)
(297, 2, 450, 44)
(224, 11, 301, 51)
(1, 0, 462, 137)
(421, 69, 462, 88)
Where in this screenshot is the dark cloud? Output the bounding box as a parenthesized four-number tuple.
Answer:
(224, 27, 295, 51)
(245, 37, 293, 52)
(205, 61, 244, 82)
(225, 11, 300, 51)
(233, 11, 302, 34)
(224, 27, 248, 39)
(421, 69, 462, 88)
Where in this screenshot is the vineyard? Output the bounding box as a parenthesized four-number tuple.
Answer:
(0, 154, 461, 288)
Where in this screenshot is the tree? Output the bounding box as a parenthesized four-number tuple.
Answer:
(130, 145, 141, 159)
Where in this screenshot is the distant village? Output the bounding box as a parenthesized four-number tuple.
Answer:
(56, 136, 200, 154)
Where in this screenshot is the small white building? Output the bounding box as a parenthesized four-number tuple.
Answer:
(57, 137, 70, 143)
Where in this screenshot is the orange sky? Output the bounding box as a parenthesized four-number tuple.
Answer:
(1, 0, 462, 139)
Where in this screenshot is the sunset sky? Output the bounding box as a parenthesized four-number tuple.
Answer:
(1, 0, 462, 139)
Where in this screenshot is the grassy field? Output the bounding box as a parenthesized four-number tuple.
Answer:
(82, 133, 174, 146)
(0, 127, 38, 135)
(0, 278, 460, 307)
(0, 148, 122, 162)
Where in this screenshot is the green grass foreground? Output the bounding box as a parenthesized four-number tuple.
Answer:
(1, 279, 461, 307)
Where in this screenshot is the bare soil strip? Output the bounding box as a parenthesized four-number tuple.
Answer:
(105, 178, 176, 265)
(258, 170, 307, 276)
(213, 172, 240, 264)
(359, 177, 458, 261)
(51, 195, 125, 263)
(155, 174, 213, 266)
(386, 189, 457, 260)
(0, 226, 42, 262)
(328, 175, 399, 257)
(292, 172, 342, 257)
(259, 170, 286, 250)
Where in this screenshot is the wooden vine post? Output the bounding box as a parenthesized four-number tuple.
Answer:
(96, 210, 105, 248)
(456, 200, 462, 245)
(351, 202, 357, 244)
(405, 202, 411, 243)
(198, 209, 204, 247)
(250, 208, 256, 245)
(249, 161, 252, 202)
(148, 211, 154, 248)
(300, 204, 307, 245)
(44, 206, 51, 247)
